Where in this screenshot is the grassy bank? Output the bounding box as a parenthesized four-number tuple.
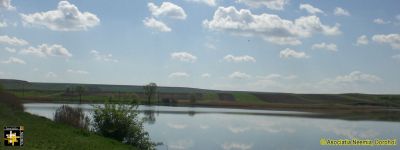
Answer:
(0, 92, 137, 150)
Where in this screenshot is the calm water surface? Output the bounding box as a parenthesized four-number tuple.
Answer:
(24, 103, 399, 150)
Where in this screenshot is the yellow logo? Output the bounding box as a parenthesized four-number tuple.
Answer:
(320, 138, 327, 145)
(5, 130, 20, 146)
(3, 126, 24, 146)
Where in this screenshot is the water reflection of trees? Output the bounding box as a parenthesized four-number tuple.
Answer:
(142, 109, 157, 124)
(188, 111, 196, 117)
(141, 108, 197, 124)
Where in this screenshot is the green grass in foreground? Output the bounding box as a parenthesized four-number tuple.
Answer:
(232, 92, 264, 103)
(0, 101, 136, 149)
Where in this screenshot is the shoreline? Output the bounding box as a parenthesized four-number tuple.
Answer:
(22, 99, 400, 122)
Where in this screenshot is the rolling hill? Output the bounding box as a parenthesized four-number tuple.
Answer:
(1, 79, 400, 107)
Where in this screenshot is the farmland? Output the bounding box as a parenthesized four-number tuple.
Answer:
(2, 79, 400, 121)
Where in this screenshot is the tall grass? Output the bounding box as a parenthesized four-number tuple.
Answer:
(54, 105, 90, 130)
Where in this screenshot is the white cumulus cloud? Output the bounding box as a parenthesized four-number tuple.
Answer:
(356, 35, 369, 45)
(169, 72, 190, 78)
(0, 0, 15, 10)
(223, 54, 256, 63)
(171, 52, 197, 63)
(320, 71, 382, 85)
(236, 0, 289, 10)
(299, 3, 324, 15)
(90, 50, 118, 62)
(20, 44, 72, 58)
(373, 18, 390, 24)
(4, 47, 16, 53)
(0, 35, 29, 46)
(312, 42, 338, 52)
(143, 17, 171, 32)
(148, 2, 187, 20)
(372, 34, 400, 49)
(21, 1, 100, 31)
(258, 74, 297, 80)
(334, 7, 350, 16)
(187, 0, 217, 6)
(144, 2, 186, 32)
(2, 57, 25, 64)
(279, 48, 309, 59)
(203, 6, 340, 45)
(67, 69, 88, 74)
(229, 71, 251, 79)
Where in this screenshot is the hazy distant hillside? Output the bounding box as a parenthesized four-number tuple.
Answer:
(0, 79, 215, 93)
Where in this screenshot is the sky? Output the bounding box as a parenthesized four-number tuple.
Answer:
(1, 0, 400, 94)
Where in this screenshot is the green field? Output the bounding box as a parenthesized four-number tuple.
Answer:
(202, 92, 219, 102)
(232, 92, 264, 103)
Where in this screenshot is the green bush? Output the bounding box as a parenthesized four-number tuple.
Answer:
(93, 100, 155, 149)
(54, 105, 90, 130)
(0, 92, 24, 111)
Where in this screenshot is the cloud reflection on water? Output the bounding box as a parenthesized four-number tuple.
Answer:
(318, 123, 379, 139)
(221, 142, 253, 150)
(228, 126, 251, 134)
(199, 124, 209, 129)
(168, 139, 194, 150)
(167, 122, 188, 129)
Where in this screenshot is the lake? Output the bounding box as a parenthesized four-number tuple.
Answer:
(24, 103, 399, 150)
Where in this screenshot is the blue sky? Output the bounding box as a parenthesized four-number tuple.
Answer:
(1, 0, 400, 94)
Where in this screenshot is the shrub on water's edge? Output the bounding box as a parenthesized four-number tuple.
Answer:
(93, 100, 155, 150)
(54, 105, 90, 130)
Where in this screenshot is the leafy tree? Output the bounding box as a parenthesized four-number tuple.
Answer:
(190, 93, 197, 104)
(93, 100, 155, 149)
(75, 86, 86, 104)
(143, 83, 157, 104)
